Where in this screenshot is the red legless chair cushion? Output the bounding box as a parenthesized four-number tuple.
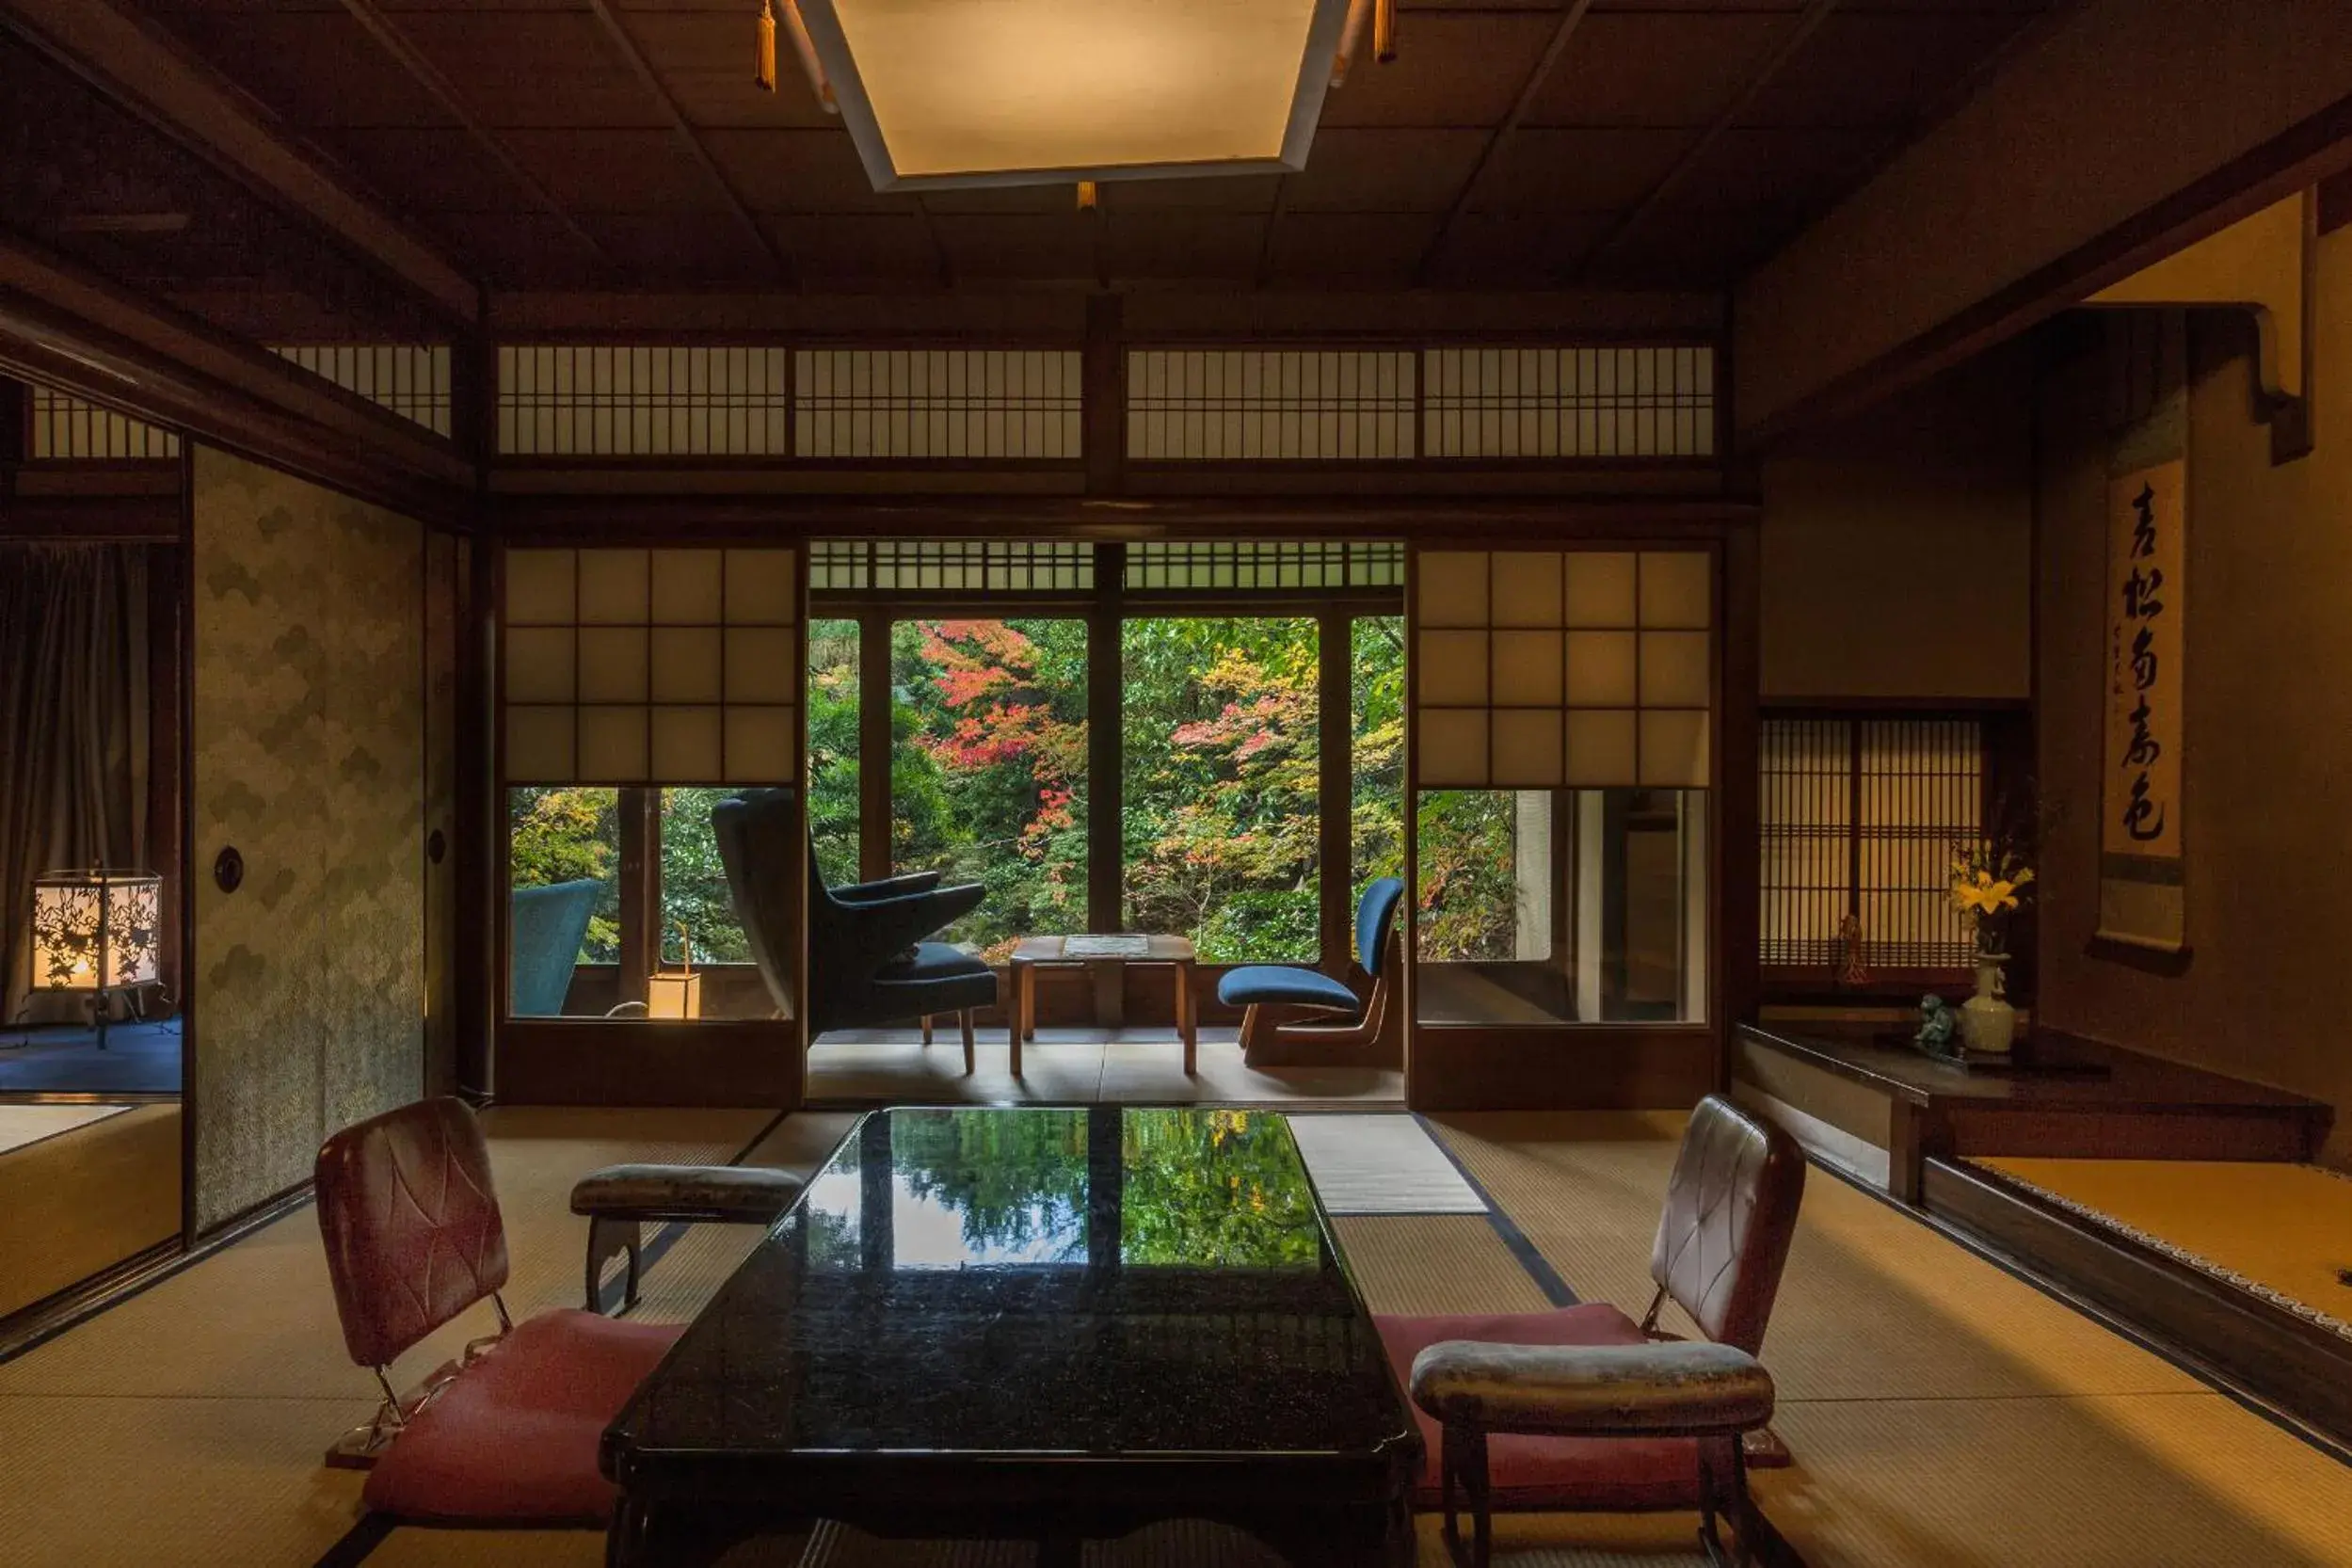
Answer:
(314, 1097, 682, 1525)
(1375, 1304, 1703, 1511)
(360, 1307, 680, 1525)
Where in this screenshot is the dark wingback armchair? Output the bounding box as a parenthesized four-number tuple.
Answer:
(712, 789, 1000, 1054)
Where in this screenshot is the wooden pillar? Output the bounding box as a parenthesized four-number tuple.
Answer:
(858, 612, 892, 882)
(1318, 606, 1352, 973)
(1716, 522, 1763, 1075)
(456, 538, 498, 1096)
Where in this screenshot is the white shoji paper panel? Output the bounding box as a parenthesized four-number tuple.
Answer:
(1414, 550, 1713, 790)
(502, 546, 798, 784)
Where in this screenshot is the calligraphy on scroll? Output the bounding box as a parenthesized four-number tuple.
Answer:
(2103, 458, 2184, 872)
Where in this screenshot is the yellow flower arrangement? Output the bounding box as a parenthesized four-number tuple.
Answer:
(1948, 861, 2034, 916)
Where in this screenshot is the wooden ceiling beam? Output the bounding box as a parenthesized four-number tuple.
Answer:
(1411, 0, 1596, 287)
(0, 0, 478, 325)
(0, 227, 473, 518)
(336, 0, 614, 273)
(1572, 0, 1842, 279)
(583, 0, 797, 287)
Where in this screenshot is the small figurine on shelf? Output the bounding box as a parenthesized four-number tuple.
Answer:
(1835, 913, 1870, 988)
(1915, 993, 1960, 1056)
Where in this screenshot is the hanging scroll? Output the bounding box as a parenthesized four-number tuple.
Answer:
(2098, 313, 2187, 952)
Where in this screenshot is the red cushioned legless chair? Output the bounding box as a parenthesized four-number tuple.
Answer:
(314, 1096, 682, 1525)
(1376, 1095, 1805, 1555)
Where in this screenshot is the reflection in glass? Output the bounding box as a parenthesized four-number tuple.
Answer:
(888, 1108, 1088, 1268)
(1416, 788, 1708, 1025)
(788, 1108, 1326, 1275)
(1121, 1110, 1319, 1269)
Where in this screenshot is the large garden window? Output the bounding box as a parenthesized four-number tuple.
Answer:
(890, 618, 1089, 958)
(1122, 617, 1320, 963)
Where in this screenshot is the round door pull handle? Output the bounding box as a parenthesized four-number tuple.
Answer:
(214, 846, 245, 894)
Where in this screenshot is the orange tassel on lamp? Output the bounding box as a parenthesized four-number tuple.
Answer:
(1373, 0, 1396, 63)
(755, 0, 777, 92)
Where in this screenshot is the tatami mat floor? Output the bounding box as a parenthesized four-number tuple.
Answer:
(6, 1107, 2352, 1567)
(1974, 1156, 2352, 1324)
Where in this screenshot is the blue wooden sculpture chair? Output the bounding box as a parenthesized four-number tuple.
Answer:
(1217, 876, 1405, 1067)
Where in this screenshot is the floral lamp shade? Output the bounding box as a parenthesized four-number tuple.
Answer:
(31, 870, 161, 992)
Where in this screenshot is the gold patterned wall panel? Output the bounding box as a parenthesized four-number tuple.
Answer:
(190, 448, 424, 1232)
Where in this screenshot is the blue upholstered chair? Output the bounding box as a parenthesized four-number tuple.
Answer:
(510, 879, 602, 1016)
(712, 788, 1000, 1069)
(1218, 877, 1405, 1066)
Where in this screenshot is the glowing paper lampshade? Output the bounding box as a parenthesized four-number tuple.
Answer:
(31, 870, 161, 992)
(794, 0, 1354, 191)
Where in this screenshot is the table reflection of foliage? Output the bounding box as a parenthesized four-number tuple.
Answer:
(1121, 1110, 1319, 1269)
(889, 1108, 1089, 1263)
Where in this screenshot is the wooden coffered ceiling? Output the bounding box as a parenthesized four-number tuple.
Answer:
(11, 0, 2062, 309)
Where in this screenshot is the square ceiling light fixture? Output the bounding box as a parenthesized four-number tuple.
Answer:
(791, 0, 1359, 192)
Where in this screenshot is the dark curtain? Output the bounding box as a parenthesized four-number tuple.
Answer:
(0, 545, 151, 1024)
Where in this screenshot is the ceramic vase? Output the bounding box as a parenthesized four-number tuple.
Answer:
(1959, 952, 2017, 1056)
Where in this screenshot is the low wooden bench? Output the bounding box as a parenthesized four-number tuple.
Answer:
(569, 1164, 804, 1313)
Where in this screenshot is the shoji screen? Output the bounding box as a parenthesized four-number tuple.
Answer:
(1414, 550, 1713, 789)
(503, 548, 799, 785)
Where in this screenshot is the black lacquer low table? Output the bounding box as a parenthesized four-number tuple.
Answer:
(601, 1106, 1421, 1567)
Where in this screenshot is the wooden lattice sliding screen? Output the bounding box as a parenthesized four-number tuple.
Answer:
(1759, 716, 1984, 973)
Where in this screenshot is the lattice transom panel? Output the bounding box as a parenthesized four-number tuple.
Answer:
(794, 350, 1082, 459)
(808, 539, 1095, 594)
(1422, 346, 1715, 459)
(1125, 540, 1403, 592)
(1127, 350, 1416, 460)
(26, 388, 180, 460)
(497, 346, 790, 456)
(271, 344, 453, 438)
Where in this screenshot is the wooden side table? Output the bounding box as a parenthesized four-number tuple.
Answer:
(1005, 935, 1197, 1077)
